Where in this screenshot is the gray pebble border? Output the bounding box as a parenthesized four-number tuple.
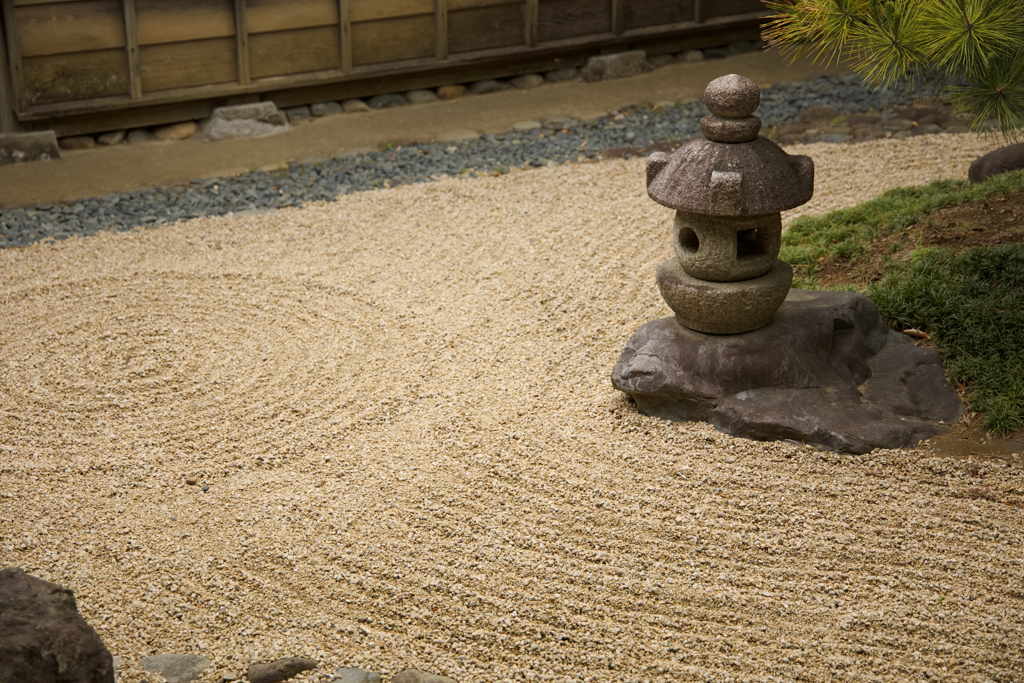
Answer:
(0, 73, 926, 250)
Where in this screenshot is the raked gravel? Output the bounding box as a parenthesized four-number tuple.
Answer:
(2, 140, 1022, 683)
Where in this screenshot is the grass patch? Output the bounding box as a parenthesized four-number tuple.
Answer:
(867, 245, 1024, 435)
(780, 168, 1024, 284)
(779, 169, 1024, 435)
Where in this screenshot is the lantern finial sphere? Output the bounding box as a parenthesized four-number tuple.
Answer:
(703, 74, 760, 119)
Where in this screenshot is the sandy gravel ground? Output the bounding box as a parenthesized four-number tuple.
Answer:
(2, 134, 1022, 683)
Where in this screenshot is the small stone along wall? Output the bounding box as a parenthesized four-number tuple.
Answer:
(50, 43, 757, 152)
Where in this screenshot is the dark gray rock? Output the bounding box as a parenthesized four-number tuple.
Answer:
(342, 99, 371, 113)
(140, 654, 212, 683)
(648, 54, 674, 68)
(0, 567, 115, 683)
(331, 666, 382, 683)
(127, 128, 156, 144)
(611, 289, 963, 454)
(367, 93, 406, 109)
(284, 106, 312, 122)
(969, 142, 1024, 183)
(703, 46, 729, 59)
(0, 131, 61, 165)
(391, 670, 456, 683)
(59, 135, 96, 150)
(544, 67, 578, 83)
(581, 50, 652, 82)
(96, 130, 127, 146)
(246, 656, 318, 683)
(469, 79, 506, 95)
(510, 73, 545, 89)
(311, 101, 343, 117)
(404, 89, 440, 104)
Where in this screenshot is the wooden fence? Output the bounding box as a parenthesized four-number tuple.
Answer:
(0, 0, 766, 136)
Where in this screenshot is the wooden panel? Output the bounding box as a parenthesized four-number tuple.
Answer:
(449, 3, 523, 54)
(14, 0, 91, 5)
(626, 0, 692, 30)
(135, 0, 234, 45)
(0, 5, 18, 129)
(525, 0, 537, 46)
(704, 0, 764, 19)
(339, 0, 351, 71)
(351, 14, 433, 65)
(234, 0, 249, 84)
(140, 37, 236, 91)
(22, 47, 128, 103)
(250, 25, 339, 78)
(350, 0, 432, 23)
(16, 0, 125, 57)
(450, 0, 517, 7)
(247, 0, 338, 34)
(435, 0, 447, 59)
(122, 0, 141, 98)
(537, 0, 610, 42)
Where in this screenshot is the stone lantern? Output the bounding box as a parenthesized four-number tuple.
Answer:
(611, 73, 964, 454)
(646, 73, 813, 333)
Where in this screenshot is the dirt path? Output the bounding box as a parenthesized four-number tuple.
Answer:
(2, 141, 1022, 683)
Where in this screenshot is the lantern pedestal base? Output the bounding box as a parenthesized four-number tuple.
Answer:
(611, 289, 963, 454)
(656, 257, 792, 334)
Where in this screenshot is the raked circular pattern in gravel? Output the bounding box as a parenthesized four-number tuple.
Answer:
(2, 135, 1022, 683)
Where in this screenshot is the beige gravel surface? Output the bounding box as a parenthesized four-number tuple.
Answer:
(2, 134, 1022, 683)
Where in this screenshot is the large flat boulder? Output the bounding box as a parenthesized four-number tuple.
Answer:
(611, 289, 962, 454)
(0, 567, 114, 683)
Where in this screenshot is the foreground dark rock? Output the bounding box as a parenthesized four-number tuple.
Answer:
(0, 567, 114, 683)
(969, 142, 1024, 183)
(247, 656, 319, 683)
(612, 290, 963, 454)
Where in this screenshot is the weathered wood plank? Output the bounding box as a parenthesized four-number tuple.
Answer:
(140, 37, 236, 92)
(704, 0, 765, 19)
(537, 0, 611, 42)
(136, 0, 234, 45)
(350, 0, 432, 23)
(251, 25, 339, 79)
(449, 4, 524, 54)
(234, 0, 249, 85)
(23, 47, 128, 104)
(339, 0, 351, 72)
(525, 0, 537, 47)
(611, 0, 623, 35)
(435, 0, 447, 59)
(2, 0, 27, 111)
(449, 0, 519, 8)
(627, 0, 693, 30)
(351, 14, 433, 65)
(121, 0, 141, 98)
(248, 0, 338, 34)
(14, 0, 86, 5)
(0, 5, 18, 129)
(16, 0, 125, 57)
